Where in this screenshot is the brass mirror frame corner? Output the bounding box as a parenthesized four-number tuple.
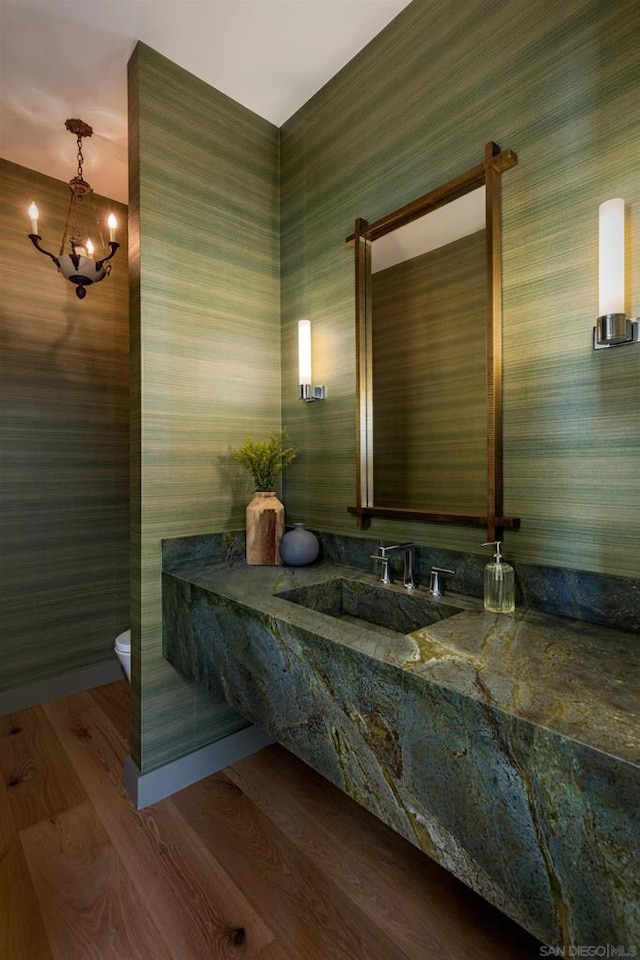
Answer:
(346, 141, 520, 542)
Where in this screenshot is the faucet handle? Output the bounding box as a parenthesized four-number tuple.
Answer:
(428, 566, 456, 597)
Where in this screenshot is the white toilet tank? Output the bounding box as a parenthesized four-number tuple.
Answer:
(114, 629, 131, 682)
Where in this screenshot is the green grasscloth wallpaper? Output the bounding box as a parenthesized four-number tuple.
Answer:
(129, 44, 281, 771)
(3, 0, 638, 777)
(0, 159, 129, 692)
(280, 0, 640, 573)
(130, 0, 638, 773)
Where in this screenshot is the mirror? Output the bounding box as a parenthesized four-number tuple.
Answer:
(347, 142, 520, 541)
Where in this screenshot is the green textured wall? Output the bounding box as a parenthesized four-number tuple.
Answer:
(129, 44, 280, 772)
(0, 159, 129, 691)
(280, 0, 640, 575)
(130, 1, 638, 772)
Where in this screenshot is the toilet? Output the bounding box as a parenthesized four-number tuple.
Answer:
(114, 629, 131, 682)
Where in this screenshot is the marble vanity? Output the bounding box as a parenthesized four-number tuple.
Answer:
(162, 552, 639, 950)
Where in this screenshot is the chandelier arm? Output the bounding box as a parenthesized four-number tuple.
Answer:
(95, 241, 120, 270)
(28, 234, 61, 268)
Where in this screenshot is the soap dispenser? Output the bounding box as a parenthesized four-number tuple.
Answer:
(482, 541, 515, 614)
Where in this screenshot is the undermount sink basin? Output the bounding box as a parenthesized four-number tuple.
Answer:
(275, 576, 462, 637)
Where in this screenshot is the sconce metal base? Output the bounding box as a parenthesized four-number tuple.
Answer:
(593, 314, 640, 349)
(300, 384, 325, 402)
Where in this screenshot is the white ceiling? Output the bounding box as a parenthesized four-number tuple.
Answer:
(1, 0, 412, 204)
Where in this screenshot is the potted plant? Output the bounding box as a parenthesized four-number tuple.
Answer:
(231, 431, 298, 565)
(231, 431, 298, 492)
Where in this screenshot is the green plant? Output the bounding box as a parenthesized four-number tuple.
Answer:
(231, 431, 298, 491)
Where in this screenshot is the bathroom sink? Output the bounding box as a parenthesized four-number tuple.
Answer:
(275, 577, 461, 637)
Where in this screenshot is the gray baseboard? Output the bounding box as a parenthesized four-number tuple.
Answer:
(0, 659, 125, 716)
(123, 723, 274, 809)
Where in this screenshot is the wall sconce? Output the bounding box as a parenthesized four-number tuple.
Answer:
(593, 198, 638, 349)
(298, 319, 325, 401)
(27, 118, 119, 300)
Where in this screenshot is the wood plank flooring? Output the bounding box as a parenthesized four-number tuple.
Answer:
(0, 680, 542, 959)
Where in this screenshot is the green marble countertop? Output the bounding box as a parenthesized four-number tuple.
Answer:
(164, 558, 640, 767)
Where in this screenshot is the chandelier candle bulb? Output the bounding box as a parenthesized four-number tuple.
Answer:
(108, 213, 117, 242)
(28, 202, 39, 234)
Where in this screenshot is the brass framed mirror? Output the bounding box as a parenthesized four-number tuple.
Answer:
(347, 142, 520, 542)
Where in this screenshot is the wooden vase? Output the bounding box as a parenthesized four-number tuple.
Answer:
(246, 491, 285, 565)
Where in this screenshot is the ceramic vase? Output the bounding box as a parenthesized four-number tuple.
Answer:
(279, 523, 320, 566)
(246, 491, 284, 565)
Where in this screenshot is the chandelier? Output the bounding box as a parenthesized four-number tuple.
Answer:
(27, 118, 119, 300)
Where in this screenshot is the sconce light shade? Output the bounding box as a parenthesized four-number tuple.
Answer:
(298, 319, 325, 401)
(598, 198, 625, 316)
(298, 319, 312, 385)
(593, 198, 638, 349)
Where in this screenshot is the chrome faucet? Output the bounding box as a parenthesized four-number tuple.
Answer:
(370, 543, 415, 589)
(428, 566, 456, 597)
(402, 545, 416, 590)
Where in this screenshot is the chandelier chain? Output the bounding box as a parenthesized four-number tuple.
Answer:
(60, 129, 91, 255)
(76, 134, 85, 181)
(59, 196, 75, 257)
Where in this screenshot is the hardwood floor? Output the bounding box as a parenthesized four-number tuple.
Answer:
(1, 680, 542, 959)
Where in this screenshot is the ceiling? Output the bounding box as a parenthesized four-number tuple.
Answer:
(1, 0, 412, 204)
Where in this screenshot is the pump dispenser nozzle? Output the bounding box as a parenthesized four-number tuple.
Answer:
(482, 541, 503, 562)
